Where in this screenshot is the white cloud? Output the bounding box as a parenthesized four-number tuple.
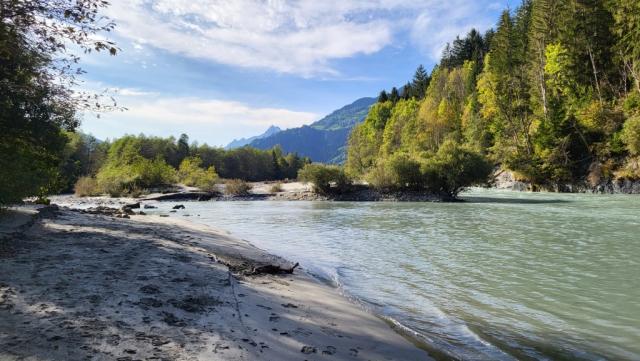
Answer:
(115, 87, 157, 97)
(103, 0, 500, 77)
(410, 0, 498, 60)
(81, 92, 318, 146)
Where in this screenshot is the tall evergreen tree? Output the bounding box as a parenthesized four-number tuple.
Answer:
(389, 87, 400, 103)
(378, 90, 389, 103)
(411, 65, 430, 99)
(401, 82, 412, 100)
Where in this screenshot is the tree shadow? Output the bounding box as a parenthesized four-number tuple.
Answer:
(0, 211, 430, 360)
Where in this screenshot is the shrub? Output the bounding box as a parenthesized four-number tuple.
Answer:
(365, 161, 396, 190)
(298, 164, 351, 194)
(225, 179, 252, 196)
(616, 156, 640, 180)
(178, 157, 219, 192)
(74, 177, 101, 197)
(387, 153, 423, 189)
(621, 115, 640, 156)
(421, 139, 493, 198)
(96, 157, 176, 197)
(269, 183, 283, 193)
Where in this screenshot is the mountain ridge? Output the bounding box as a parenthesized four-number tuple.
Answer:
(225, 125, 281, 149)
(248, 97, 375, 163)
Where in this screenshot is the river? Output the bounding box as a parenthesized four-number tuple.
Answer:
(147, 189, 640, 360)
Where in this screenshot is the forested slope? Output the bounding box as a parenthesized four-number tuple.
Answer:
(347, 0, 640, 192)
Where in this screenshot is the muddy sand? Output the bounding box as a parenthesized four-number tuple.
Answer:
(0, 206, 431, 360)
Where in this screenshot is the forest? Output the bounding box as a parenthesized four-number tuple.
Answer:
(346, 0, 640, 194)
(57, 133, 309, 197)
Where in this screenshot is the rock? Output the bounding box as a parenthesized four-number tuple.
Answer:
(143, 204, 157, 209)
(172, 204, 185, 210)
(138, 211, 146, 215)
(123, 202, 140, 209)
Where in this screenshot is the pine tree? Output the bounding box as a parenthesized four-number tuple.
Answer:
(401, 82, 412, 99)
(378, 90, 389, 103)
(559, 0, 618, 102)
(528, 0, 568, 119)
(389, 87, 400, 103)
(411, 65, 430, 99)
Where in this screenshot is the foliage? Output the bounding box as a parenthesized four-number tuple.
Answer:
(348, 0, 640, 192)
(46, 133, 308, 198)
(420, 140, 493, 197)
(621, 116, 640, 156)
(95, 157, 176, 197)
(177, 157, 219, 192)
(225, 179, 252, 196)
(616, 157, 640, 180)
(298, 164, 351, 194)
(0, 0, 117, 205)
(74, 177, 100, 197)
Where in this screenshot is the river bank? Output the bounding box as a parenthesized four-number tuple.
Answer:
(0, 205, 430, 360)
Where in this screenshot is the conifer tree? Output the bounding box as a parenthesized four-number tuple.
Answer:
(411, 65, 430, 99)
(389, 87, 400, 103)
(378, 90, 389, 103)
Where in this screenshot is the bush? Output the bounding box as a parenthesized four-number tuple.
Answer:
(387, 153, 423, 189)
(225, 179, 252, 196)
(178, 157, 219, 192)
(269, 183, 283, 193)
(421, 139, 493, 198)
(621, 115, 640, 156)
(298, 164, 351, 194)
(74, 177, 101, 197)
(96, 157, 176, 197)
(365, 161, 395, 190)
(616, 156, 640, 180)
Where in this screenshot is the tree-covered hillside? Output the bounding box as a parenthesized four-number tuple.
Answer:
(311, 97, 377, 131)
(347, 0, 640, 191)
(249, 97, 375, 163)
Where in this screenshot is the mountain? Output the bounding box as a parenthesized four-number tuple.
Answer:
(248, 97, 375, 163)
(225, 125, 281, 149)
(310, 97, 376, 131)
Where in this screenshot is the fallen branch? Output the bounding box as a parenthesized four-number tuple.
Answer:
(248, 262, 300, 276)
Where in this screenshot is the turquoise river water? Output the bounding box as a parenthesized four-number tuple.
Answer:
(148, 189, 639, 360)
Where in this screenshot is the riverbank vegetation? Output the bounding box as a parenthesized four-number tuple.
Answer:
(0, 0, 117, 205)
(347, 0, 640, 192)
(68, 134, 310, 197)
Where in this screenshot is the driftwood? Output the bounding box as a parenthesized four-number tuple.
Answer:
(249, 262, 299, 276)
(224, 260, 300, 276)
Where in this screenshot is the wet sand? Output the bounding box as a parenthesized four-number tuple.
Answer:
(0, 206, 431, 360)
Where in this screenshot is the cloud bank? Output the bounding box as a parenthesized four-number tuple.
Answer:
(105, 0, 499, 77)
(82, 90, 318, 146)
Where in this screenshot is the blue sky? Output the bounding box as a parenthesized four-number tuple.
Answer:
(80, 0, 509, 147)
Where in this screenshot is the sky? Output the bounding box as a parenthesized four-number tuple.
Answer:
(79, 0, 509, 147)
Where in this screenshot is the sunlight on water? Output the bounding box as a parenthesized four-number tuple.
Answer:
(150, 189, 640, 360)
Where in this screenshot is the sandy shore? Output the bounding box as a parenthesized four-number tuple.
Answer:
(0, 206, 431, 360)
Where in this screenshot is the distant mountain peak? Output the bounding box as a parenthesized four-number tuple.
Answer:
(225, 125, 282, 149)
(247, 97, 375, 163)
